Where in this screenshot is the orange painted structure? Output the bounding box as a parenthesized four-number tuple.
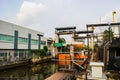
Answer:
(58, 53, 88, 65)
(75, 44, 84, 48)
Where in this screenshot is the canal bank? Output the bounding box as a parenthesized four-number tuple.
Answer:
(0, 60, 29, 71)
(31, 56, 53, 64)
(0, 55, 53, 71)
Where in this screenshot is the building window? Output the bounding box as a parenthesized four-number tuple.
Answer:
(0, 34, 46, 45)
(31, 39, 38, 45)
(0, 34, 14, 42)
(41, 41, 46, 45)
(18, 37, 28, 44)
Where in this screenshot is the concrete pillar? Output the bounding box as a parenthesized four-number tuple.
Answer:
(72, 32, 75, 42)
(38, 36, 41, 49)
(28, 33, 31, 50)
(113, 11, 119, 37)
(70, 45, 74, 60)
(92, 36, 94, 50)
(37, 34, 43, 49)
(54, 34, 59, 55)
(14, 30, 18, 49)
(55, 33, 59, 43)
(90, 36, 94, 50)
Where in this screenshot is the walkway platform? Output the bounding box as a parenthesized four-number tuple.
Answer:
(45, 72, 75, 80)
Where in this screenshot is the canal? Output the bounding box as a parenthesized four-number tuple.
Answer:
(106, 71, 120, 80)
(0, 61, 120, 80)
(0, 62, 58, 80)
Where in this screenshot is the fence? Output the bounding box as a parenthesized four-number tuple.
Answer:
(0, 49, 32, 66)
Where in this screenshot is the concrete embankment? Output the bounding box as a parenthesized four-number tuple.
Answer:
(0, 56, 53, 70)
(0, 60, 29, 71)
(31, 56, 53, 64)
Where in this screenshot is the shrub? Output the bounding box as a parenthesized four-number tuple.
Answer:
(39, 49, 46, 57)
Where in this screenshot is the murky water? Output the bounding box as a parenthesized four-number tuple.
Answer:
(1, 61, 120, 80)
(0, 62, 58, 80)
(106, 71, 120, 80)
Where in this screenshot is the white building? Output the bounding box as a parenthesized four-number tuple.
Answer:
(0, 20, 47, 50)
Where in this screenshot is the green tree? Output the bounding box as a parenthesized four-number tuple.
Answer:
(103, 30, 114, 41)
(59, 37, 66, 43)
(39, 49, 46, 57)
(43, 46, 48, 52)
(62, 45, 70, 52)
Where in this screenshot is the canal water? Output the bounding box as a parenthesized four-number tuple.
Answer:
(106, 71, 120, 80)
(0, 62, 58, 80)
(0, 61, 120, 80)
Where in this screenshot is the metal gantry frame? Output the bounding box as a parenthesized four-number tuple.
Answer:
(55, 26, 94, 50)
(54, 26, 94, 70)
(86, 22, 120, 47)
(55, 26, 76, 35)
(86, 22, 120, 60)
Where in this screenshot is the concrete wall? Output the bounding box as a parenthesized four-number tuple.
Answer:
(0, 41, 14, 49)
(0, 20, 46, 49)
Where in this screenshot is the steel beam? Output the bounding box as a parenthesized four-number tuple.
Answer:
(87, 22, 120, 27)
(55, 26, 76, 30)
(73, 36, 91, 39)
(75, 31, 93, 34)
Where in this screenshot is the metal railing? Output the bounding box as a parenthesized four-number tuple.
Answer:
(0, 49, 31, 66)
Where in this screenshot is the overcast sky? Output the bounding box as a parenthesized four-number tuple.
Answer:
(0, 0, 120, 38)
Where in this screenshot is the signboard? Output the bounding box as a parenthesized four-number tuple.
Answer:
(54, 43, 63, 47)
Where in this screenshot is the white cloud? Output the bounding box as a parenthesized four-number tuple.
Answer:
(17, 1, 47, 25)
(16, 0, 120, 38)
(16, 0, 83, 37)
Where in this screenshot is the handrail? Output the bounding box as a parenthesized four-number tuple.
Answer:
(103, 41, 111, 66)
(72, 59, 85, 70)
(104, 41, 111, 53)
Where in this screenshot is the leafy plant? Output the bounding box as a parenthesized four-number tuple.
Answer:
(39, 49, 46, 57)
(59, 37, 66, 43)
(43, 46, 48, 53)
(103, 30, 113, 41)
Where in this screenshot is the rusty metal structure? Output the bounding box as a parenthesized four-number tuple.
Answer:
(86, 22, 120, 70)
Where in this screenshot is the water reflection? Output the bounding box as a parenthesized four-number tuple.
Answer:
(106, 71, 120, 80)
(0, 61, 77, 80)
(58, 60, 84, 72)
(0, 62, 58, 80)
